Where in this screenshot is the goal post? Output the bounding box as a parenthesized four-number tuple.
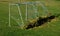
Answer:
(8, 1, 48, 29)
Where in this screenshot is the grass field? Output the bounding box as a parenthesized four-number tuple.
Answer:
(0, 0, 60, 36)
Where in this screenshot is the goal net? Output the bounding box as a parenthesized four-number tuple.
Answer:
(9, 1, 48, 29)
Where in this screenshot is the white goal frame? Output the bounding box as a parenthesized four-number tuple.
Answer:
(8, 1, 48, 27)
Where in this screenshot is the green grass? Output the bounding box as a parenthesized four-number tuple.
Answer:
(0, 0, 60, 36)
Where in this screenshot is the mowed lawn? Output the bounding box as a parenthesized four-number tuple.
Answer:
(0, 0, 60, 36)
